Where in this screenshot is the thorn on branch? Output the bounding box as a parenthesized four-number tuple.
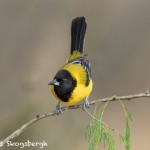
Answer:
(36, 115, 40, 118)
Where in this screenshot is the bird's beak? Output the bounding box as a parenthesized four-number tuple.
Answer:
(48, 79, 60, 86)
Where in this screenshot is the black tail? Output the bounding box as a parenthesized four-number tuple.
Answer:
(71, 17, 87, 54)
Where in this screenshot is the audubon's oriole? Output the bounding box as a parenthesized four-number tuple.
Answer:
(49, 17, 93, 113)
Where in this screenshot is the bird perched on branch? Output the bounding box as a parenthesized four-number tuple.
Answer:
(49, 16, 93, 113)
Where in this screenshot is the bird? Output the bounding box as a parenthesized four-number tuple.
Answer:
(48, 16, 93, 114)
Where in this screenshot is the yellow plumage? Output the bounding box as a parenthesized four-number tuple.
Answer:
(51, 63, 93, 104)
(49, 17, 92, 112)
(67, 50, 82, 62)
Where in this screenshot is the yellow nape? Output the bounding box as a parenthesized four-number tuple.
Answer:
(67, 50, 82, 62)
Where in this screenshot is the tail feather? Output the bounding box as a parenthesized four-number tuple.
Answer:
(71, 17, 87, 54)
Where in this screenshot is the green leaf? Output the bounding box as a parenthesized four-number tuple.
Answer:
(125, 118, 130, 150)
(102, 126, 115, 150)
(85, 118, 102, 150)
(86, 102, 132, 150)
(124, 107, 133, 123)
(119, 133, 125, 143)
(85, 102, 116, 150)
(97, 101, 109, 120)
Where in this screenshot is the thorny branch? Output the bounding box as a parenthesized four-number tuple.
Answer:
(0, 90, 150, 147)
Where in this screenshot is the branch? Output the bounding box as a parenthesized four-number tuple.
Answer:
(0, 90, 150, 147)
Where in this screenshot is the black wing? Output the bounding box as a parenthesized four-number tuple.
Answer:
(68, 55, 91, 86)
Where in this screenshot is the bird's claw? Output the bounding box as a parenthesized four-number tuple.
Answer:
(55, 102, 62, 115)
(82, 98, 90, 110)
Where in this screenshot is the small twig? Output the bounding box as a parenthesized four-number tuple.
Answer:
(84, 105, 120, 135)
(0, 90, 150, 147)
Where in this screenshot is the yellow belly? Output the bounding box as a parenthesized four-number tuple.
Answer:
(51, 64, 93, 105)
(67, 79, 93, 104)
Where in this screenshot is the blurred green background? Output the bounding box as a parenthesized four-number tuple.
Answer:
(0, 0, 150, 150)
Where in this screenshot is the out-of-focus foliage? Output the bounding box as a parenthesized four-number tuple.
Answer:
(86, 100, 133, 150)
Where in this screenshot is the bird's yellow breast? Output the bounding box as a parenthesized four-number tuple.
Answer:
(51, 63, 93, 105)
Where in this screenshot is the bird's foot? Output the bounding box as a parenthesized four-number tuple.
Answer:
(82, 98, 90, 110)
(55, 102, 62, 115)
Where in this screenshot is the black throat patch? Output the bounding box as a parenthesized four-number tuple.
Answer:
(53, 70, 77, 102)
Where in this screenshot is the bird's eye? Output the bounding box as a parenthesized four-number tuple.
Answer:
(56, 78, 61, 82)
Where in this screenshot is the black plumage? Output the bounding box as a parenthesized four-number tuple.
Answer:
(53, 70, 77, 102)
(68, 55, 91, 86)
(71, 17, 87, 54)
